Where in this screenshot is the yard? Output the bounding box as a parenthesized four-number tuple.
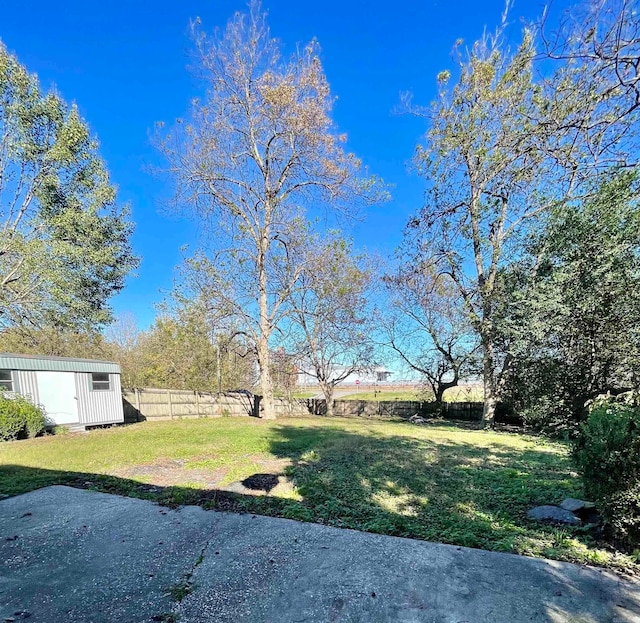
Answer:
(0, 417, 635, 572)
(338, 386, 484, 402)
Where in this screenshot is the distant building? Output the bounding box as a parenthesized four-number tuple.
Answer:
(297, 365, 392, 387)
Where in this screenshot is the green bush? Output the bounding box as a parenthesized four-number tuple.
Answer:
(572, 396, 640, 547)
(0, 393, 47, 441)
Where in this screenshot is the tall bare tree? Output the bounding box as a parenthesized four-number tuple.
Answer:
(407, 1, 640, 426)
(408, 29, 554, 425)
(542, 0, 640, 157)
(160, 2, 380, 418)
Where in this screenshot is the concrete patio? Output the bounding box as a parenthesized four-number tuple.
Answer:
(1, 486, 639, 622)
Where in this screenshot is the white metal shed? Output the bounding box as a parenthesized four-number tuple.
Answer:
(0, 353, 124, 429)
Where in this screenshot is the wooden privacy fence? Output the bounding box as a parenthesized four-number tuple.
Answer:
(122, 388, 257, 421)
(122, 389, 516, 424)
(307, 399, 485, 421)
(307, 399, 518, 423)
(121, 388, 311, 422)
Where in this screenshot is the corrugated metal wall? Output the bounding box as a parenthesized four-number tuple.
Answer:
(75, 373, 124, 425)
(0, 355, 119, 374)
(14, 370, 39, 404)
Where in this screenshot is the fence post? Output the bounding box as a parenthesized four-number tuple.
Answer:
(168, 390, 174, 419)
(196, 391, 200, 416)
(135, 387, 141, 421)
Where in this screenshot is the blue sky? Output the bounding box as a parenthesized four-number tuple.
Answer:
(1, 0, 568, 329)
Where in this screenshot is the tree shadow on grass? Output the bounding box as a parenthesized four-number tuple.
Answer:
(2, 460, 639, 623)
(265, 424, 588, 556)
(0, 422, 632, 573)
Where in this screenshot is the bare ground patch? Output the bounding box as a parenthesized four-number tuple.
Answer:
(114, 457, 295, 497)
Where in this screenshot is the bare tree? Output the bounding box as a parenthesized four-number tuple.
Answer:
(541, 0, 640, 160)
(160, 2, 380, 418)
(383, 263, 479, 406)
(286, 233, 374, 416)
(406, 3, 640, 426)
(408, 29, 555, 425)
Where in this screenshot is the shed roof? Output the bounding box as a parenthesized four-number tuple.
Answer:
(0, 353, 121, 374)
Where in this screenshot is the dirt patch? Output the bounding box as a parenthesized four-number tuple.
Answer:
(115, 461, 228, 490)
(113, 457, 294, 494)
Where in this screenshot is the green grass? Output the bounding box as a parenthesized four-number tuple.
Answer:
(442, 385, 484, 402)
(339, 390, 426, 401)
(0, 417, 635, 572)
(338, 386, 484, 402)
(289, 391, 317, 399)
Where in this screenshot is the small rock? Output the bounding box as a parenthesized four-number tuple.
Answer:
(560, 498, 595, 513)
(527, 505, 580, 525)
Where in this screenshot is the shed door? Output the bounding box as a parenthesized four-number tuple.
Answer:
(36, 371, 78, 424)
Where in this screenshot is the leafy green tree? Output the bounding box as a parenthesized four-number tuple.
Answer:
(0, 42, 137, 330)
(112, 303, 256, 392)
(498, 170, 640, 432)
(407, 4, 640, 426)
(134, 314, 217, 391)
(0, 326, 109, 359)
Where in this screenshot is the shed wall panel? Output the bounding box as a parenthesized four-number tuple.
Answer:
(15, 370, 39, 403)
(76, 373, 124, 425)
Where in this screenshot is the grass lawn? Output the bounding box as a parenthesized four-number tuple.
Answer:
(339, 387, 484, 402)
(0, 417, 634, 572)
(339, 390, 426, 401)
(288, 391, 318, 399)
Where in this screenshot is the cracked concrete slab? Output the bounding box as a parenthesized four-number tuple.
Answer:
(1, 486, 639, 622)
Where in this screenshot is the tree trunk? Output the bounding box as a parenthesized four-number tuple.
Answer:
(257, 231, 276, 419)
(321, 382, 334, 417)
(258, 338, 275, 419)
(434, 386, 445, 415)
(482, 342, 497, 428)
(483, 387, 497, 428)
